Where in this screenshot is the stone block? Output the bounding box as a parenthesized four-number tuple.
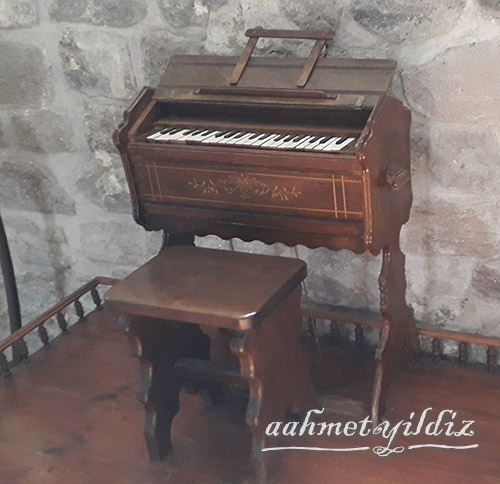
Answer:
(402, 199, 498, 258)
(0, 120, 6, 148)
(157, 0, 211, 28)
(142, 29, 206, 87)
(478, 0, 500, 14)
(205, 0, 294, 55)
(11, 109, 74, 153)
(59, 29, 136, 99)
(84, 101, 125, 153)
(0, 43, 50, 105)
(76, 151, 131, 213)
(0, 157, 76, 215)
(350, 0, 466, 43)
(0, 0, 39, 28)
(49, 0, 146, 27)
(406, 252, 474, 325)
(2, 213, 69, 274)
(279, 0, 342, 30)
(297, 247, 381, 311)
(80, 221, 160, 265)
(403, 41, 500, 121)
(15, 272, 64, 323)
(427, 123, 500, 193)
(472, 261, 500, 301)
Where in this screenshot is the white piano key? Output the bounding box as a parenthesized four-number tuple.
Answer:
(260, 134, 287, 147)
(245, 133, 268, 146)
(316, 137, 344, 151)
(229, 132, 257, 146)
(251, 133, 277, 147)
(307, 136, 340, 151)
(156, 128, 192, 142)
(147, 127, 178, 140)
(200, 131, 227, 143)
(225, 132, 251, 145)
(243, 132, 264, 144)
(272, 135, 298, 149)
(215, 132, 241, 145)
(321, 137, 355, 151)
(281, 135, 309, 150)
(186, 129, 214, 142)
(293, 136, 317, 150)
(274, 140, 295, 149)
(299, 136, 328, 150)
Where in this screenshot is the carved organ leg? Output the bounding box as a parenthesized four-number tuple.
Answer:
(230, 288, 317, 484)
(371, 245, 420, 425)
(119, 315, 210, 461)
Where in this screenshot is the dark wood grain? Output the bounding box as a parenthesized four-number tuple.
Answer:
(1, 309, 500, 484)
(107, 246, 314, 482)
(105, 246, 306, 330)
(112, 40, 419, 453)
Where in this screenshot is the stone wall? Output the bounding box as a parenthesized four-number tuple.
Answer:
(1, 0, 500, 355)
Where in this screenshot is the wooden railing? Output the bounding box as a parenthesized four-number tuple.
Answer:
(303, 302, 500, 373)
(1, 279, 499, 379)
(0, 276, 118, 377)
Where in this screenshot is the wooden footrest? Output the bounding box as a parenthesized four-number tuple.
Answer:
(175, 357, 242, 383)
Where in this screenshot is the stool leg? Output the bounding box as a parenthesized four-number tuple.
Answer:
(119, 315, 210, 460)
(230, 288, 317, 484)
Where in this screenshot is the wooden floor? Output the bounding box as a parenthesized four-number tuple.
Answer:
(1, 308, 500, 484)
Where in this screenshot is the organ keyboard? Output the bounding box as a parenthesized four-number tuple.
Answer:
(114, 27, 419, 434)
(147, 126, 356, 152)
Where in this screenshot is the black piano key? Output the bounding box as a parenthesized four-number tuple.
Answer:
(214, 130, 230, 137)
(258, 133, 273, 140)
(335, 137, 347, 144)
(249, 132, 262, 139)
(184, 129, 197, 135)
(168, 128, 183, 135)
(274, 134, 288, 141)
(224, 131, 238, 138)
(308, 136, 321, 143)
(160, 127, 176, 135)
(191, 129, 205, 135)
(283, 135, 295, 142)
(317, 136, 332, 144)
(292, 135, 306, 142)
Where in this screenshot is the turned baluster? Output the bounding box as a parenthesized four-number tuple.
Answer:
(12, 338, 29, 362)
(74, 299, 85, 322)
(0, 352, 10, 377)
(486, 346, 498, 373)
(431, 338, 442, 362)
(354, 324, 364, 348)
(91, 287, 102, 308)
(458, 342, 468, 367)
(330, 321, 340, 341)
(306, 316, 315, 341)
(38, 324, 49, 346)
(57, 312, 68, 332)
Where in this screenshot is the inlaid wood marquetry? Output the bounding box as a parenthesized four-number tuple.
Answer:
(135, 162, 365, 221)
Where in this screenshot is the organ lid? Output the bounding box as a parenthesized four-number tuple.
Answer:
(153, 55, 398, 109)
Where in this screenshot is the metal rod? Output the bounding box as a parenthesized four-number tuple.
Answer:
(0, 213, 22, 334)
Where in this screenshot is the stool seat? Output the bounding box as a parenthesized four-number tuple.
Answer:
(105, 246, 306, 330)
(106, 245, 316, 483)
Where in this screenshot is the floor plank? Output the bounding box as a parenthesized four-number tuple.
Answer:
(1, 307, 499, 484)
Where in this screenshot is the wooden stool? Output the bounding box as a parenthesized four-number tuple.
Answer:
(105, 245, 317, 483)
